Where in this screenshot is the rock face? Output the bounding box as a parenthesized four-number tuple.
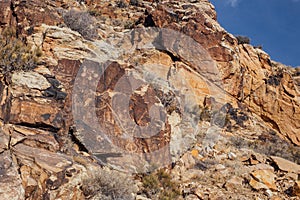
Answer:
(0, 150, 25, 200)
(0, 0, 299, 199)
(271, 156, 300, 174)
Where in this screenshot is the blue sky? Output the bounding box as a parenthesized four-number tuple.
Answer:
(209, 0, 300, 67)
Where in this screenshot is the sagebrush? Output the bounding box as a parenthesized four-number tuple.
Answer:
(81, 168, 135, 200)
(141, 169, 181, 200)
(63, 9, 98, 40)
(236, 35, 250, 45)
(0, 28, 41, 75)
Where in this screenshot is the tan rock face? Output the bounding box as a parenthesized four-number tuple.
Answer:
(12, 71, 51, 90)
(224, 176, 244, 191)
(134, 0, 300, 145)
(245, 71, 300, 145)
(271, 156, 300, 174)
(250, 170, 277, 191)
(10, 100, 63, 129)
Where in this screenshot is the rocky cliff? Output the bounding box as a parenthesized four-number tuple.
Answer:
(0, 0, 300, 199)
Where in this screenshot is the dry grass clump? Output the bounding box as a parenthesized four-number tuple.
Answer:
(63, 9, 98, 40)
(81, 168, 135, 200)
(0, 28, 41, 75)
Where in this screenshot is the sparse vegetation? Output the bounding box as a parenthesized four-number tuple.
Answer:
(0, 28, 41, 75)
(199, 107, 231, 128)
(81, 168, 135, 200)
(117, 0, 128, 8)
(254, 45, 263, 49)
(266, 74, 282, 86)
(124, 20, 135, 29)
(266, 68, 284, 86)
(63, 9, 98, 40)
(141, 169, 181, 200)
(200, 107, 212, 122)
(236, 35, 250, 45)
(130, 0, 139, 6)
(229, 132, 300, 165)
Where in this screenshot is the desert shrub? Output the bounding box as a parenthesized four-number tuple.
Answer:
(130, 0, 139, 6)
(199, 107, 231, 128)
(200, 107, 212, 122)
(229, 132, 300, 165)
(81, 168, 135, 200)
(254, 45, 263, 49)
(236, 35, 250, 45)
(266, 75, 281, 86)
(295, 68, 300, 76)
(0, 28, 41, 75)
(212, 111, 230, 128)
(266, 69, 284, 86)
(124, 21, 135, 29)
(88, 8, 101, 17)
(117, 0, 128, 8)
(63, 9, 98, 40)
(141, 169, 181, 200)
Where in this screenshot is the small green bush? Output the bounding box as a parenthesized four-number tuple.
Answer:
(63, 9, 98, 40)
(0, 28, 41, 75)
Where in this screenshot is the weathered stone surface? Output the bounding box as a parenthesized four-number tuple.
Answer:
(0, 0, 299, 199)
(249, 163, 274, 171)
(13, 144, 72, 173)
(12, 71, 51, 90)
(129, 0, 300, 146)
(246, 71, 300, 145)
(0, 125, 10, 153)
(11, 125, 60, 152)
(0, 151, 25, 200)
(271, 156, 300, 174)
(10, 100, 63, 129)
(10, 141, 92, 199)
(250, 170, 277, 191)
(0, 0, 16, 32)
(292, 181, 300, 197)
(224, 176, 244, 191)
(0, 78, 11, 123)
(181, 169, 204, 182)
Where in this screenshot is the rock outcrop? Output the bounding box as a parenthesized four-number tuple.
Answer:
(0, 0, 299, 199)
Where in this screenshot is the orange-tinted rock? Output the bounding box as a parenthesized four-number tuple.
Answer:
(250, 170, 277, 191)
(0, 0, 299, 199)
(246, 71, 300, 145)
(292, 181, 300, 197)
(10, 100, 63, 130)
